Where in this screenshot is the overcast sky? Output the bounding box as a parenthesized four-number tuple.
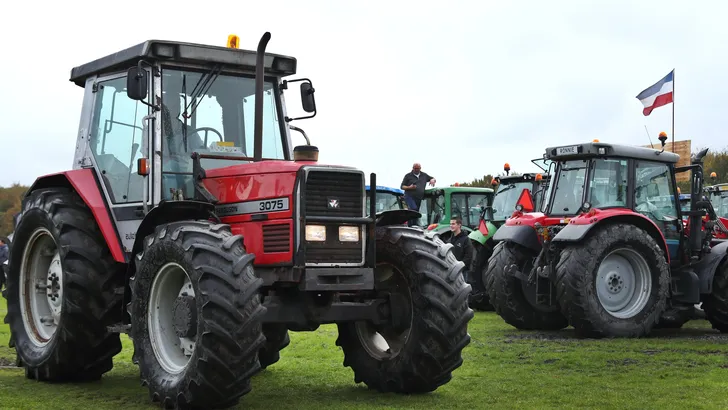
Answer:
(1, 0, 725, 189)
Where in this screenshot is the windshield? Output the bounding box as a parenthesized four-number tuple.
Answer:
(492, 181, 533, 221)
(366, 191, 403, 215)
(710, 191, 728, 218)
(450, 193, 492, 228)
(587, 158, 628, 209)
(417, 192, 446, 226)
(549, 159, 588, 215)
(159, 68, 286, 199)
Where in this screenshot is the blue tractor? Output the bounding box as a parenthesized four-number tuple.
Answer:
(366, 185, 406, 215)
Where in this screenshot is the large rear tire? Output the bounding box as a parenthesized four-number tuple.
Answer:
(486, 241, 568, 330)
(468, 241, 494, 311)
(129, 221, 266, 409)
(701, 258, 728, 332)
(335, 226, 473, 393)
(554, 223, 670, 338)
(3, 187, 123, 381)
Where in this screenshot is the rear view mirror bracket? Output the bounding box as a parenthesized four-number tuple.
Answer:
(282, 78, 317, 122)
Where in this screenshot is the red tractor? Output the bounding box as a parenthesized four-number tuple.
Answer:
(4, 33, 474, 408)
(485, 136, 728, 338)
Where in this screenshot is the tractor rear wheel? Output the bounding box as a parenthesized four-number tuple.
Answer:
(486, 241, 568, 330)
(129, 220, 266, 409)
(336, 226, 473, 393)
(3, 187, 123, 381)
(468, 241, 494, 311)
(554, 223, 669, 338)
(701, 258, 728, 332)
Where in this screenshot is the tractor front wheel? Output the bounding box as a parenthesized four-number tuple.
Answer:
(554, 223, 669, 338)
(129, 221, 266, 409)
(4, 187, 123, 381)
(336, 226, 473, 393)
(486, 241, 568, 330)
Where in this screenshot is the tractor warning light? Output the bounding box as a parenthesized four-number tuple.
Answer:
(227, 34, 240, 49)
(535, 173, 543, 181)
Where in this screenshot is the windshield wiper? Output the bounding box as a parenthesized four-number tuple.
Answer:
(183, 65, 222, 120)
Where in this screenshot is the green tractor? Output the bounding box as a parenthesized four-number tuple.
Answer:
(416, 185, 495, 242)
(467, 162, 553, 311)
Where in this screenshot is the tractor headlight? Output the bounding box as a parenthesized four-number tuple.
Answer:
(338, 226, 360, 242)
(305, 225, 326, 241)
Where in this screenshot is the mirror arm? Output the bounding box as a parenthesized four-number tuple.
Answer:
(282, 78, 317, 122)
(135, 60, 160, 111)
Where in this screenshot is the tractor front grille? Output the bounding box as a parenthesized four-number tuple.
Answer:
(303, 169, 365, 265)
(304, 170, 364, 218)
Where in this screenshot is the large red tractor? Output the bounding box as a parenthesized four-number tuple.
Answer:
(485, 136, 728, 338)
(3, 33, 474, 408)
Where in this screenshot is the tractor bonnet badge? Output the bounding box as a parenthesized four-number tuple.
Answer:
(328, 198, 340, 209)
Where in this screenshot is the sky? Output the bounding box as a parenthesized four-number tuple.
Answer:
(1, 0, 726, 189)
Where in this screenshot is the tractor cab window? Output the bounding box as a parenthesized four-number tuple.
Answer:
(451, 193, 490, 229)
(366, 191, 403, 215)
(634, 161, 679, 239)
(587, 158, 628, 208)
(159, 68, 285, 199)
(549, 159, 588, 215)
(419, 192, 445, 227)
(492, 181, 532, 221)
(89, 75, 149, 204)
(709, 190, 728, 218)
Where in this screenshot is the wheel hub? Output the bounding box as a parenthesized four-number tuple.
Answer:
(595, 248, 651, 319)
(605, 273, 624, 293)
(173, 295, 197, 338)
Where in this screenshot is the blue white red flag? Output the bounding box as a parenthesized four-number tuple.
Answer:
(636, 70, 674, 116)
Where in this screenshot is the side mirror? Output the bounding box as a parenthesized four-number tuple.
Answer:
(300, 82, 316, 113)
(127, 67, 148, 101)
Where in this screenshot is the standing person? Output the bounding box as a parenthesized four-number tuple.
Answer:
(0, 238, 8, 290)
(447, 217, 474, 280)
(400, 162, 436, 226)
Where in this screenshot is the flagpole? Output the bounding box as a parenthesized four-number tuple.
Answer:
(671, 68, 675, 151)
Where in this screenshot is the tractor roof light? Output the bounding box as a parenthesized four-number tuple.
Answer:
(504, 162, 511, 175)
(535, 173, 543, 181)
(711, 171, 718, 179)
(227, 34, 240, 48)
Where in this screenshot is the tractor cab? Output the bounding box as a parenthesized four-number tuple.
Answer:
(705, 183, 728, 219)
(489, 162, 552, 227)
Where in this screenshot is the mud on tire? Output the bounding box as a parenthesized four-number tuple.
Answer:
(554, 223, 670, 338)
(129, 220, 266, 409)
(486, 241, 568, 330)
(335, 226, 474, 393)
(3, 187, 123, 381)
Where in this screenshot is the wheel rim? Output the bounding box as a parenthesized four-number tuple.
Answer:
(19, 227, 62, 348)
(354, 262, 413, 360)
(595, 247, 652, 319)
(148, 262, 197, 374)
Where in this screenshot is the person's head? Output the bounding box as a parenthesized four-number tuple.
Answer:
(449, 216, 462, 234)
(412, 163, 422, 174)
(0, 238, 5, 246)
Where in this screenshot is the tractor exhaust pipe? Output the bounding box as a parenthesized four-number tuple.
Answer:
(253, 32, 271, 162)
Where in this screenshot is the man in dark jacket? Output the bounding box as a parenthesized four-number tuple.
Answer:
(0, 238, 8, 290)
(447, 217, 474, 279)
(400, 163, 436, 226)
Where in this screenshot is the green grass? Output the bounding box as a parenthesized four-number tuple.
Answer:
(2, 296, 728, 409)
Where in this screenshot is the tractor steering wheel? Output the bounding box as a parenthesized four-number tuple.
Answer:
(193, 127, 224, 147)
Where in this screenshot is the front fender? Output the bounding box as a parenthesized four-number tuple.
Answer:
(491, 224, 541, 252)
(693, 240, 728, 294)
(468, 221, 497, 245)
(375, 209, 421, 227)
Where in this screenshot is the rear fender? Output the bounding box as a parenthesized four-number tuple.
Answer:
(693, 240, 728, 294)
(552, 209, 671, 262)
(25, 169, 125, 263)
(374, 209, 421, 227)
(491, 224, 541, 252)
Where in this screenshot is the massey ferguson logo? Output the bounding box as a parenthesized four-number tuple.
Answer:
(328, 198, 340, 209)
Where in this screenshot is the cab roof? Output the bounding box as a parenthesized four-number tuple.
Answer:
(544, 141, 680, 164)
(497, 173, 550, 183)
(425, 186, 494, 194)
(69, 39, 298, 87)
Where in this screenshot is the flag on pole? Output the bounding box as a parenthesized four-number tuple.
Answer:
(636, 70, 674, 116)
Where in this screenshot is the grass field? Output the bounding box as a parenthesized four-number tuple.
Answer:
(2, 297, 728, 410)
